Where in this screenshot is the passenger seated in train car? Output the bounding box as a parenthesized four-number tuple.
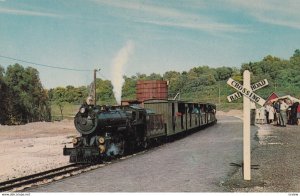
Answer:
(200, 105, 205, 113)
(100, 105, 109, 111)
(192, 107, 199, 114)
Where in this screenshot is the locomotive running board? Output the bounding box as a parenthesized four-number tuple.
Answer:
(63, 146, 73, 155)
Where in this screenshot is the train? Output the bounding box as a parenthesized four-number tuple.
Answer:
(63, 99, 217, 163)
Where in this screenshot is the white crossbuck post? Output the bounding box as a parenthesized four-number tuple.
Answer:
(226, 70, 268, 181)
(243, 70, 251, 180)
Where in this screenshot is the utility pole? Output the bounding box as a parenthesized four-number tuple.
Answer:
(218, 83, 221, 104)
(93, 69, 101, 105)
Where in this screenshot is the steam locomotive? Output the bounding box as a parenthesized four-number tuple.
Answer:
(63, 99, 217, 163)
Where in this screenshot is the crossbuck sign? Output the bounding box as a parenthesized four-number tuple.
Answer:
(227, 70, 268, 180)
(227, 78, 268, 106)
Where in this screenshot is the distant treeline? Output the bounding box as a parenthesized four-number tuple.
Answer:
(122, 50, 300, 103)
(1, 50, 299, 124)
(48, 78, 116, 119)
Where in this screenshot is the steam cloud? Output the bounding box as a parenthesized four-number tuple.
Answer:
(111, 40, 135, 104)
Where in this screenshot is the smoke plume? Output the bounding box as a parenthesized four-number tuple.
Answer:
(111, 40, 135, 104)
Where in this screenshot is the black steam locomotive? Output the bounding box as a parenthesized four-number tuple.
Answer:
(63, 99, 217, 163)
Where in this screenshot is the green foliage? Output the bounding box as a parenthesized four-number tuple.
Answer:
(163, 71, 181, 97)
(51, 103, 80, 121)
(121, 73, 164, 100)
(122, 76, 137, 100)
(48, 79, 116, 119)
(121, 49, 300, 111)
(95, 78, 117, 105)
(1, 64, 51, 124)
(239, 51, 300, 99)
(0, 65, 10, 124)
(215, 66, 233, 80)
(48, 85, 89, 119)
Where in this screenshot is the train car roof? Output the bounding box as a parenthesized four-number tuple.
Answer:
(143, 99, 192, 104)
(143, 99, 216, 106)
(128, 105, 144, 110)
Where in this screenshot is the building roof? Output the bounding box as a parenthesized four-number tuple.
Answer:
(265, 92, 286, 103)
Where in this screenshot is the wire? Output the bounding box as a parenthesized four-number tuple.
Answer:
(99, 72, 109, 80)
(0, 54, 93, 72)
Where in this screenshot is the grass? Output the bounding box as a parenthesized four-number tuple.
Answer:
(51, 103, 81, 121)
(216, 102, 243, 112)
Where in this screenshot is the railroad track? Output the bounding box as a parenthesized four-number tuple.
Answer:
(0, 163, 93, 192)
(0, 148, 155, 192)
(0, 129, 199, 192)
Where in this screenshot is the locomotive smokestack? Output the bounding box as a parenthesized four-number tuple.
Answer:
(111, 40, 135, 104)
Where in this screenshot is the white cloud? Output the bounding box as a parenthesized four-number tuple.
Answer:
(0, 7, 61, 18)
(91, 0, 247, 33)
(140, 19, 247, 33)
(226, 0, 300, 30)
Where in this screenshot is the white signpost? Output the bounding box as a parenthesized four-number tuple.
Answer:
(227, 70, 268, 180)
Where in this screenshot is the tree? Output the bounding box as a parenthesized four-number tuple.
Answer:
(122, 76, 137, 100)
(4, 64, 50, 124)
(0, 65, 9, 124)
(147, 73, 162, 80)
(51, 87, 67, 120)
(95, 78, 116, 105)
(290, 49, 300, 70)
(163, 71, 181, 97)
(215, 67, 233, 81)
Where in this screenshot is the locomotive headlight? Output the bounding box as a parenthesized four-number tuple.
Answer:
(99, 145, 106, 153)
(80, 107, 86, 113)
(98, 137, 105, 144)
(72, 137, 78, 144)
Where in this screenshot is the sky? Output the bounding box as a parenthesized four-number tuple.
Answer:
(0, 0, 300, 89)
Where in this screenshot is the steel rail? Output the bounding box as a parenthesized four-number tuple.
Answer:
(0, 163, 90, 192)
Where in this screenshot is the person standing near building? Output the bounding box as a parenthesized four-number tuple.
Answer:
(267, 103, 275, 124)
(297, 102, 300, 125)
(259, 106, 266, 124)
(286, 100, 293, 124)
(291, 102, 299, 125)
(255, 107, 261, 124)
(279, 99, 289, 127)
(265, 104, 270, 124)
(274, 101, 281, 126)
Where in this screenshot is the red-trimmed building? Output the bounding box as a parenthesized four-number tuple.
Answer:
(265, 92, 287, 104)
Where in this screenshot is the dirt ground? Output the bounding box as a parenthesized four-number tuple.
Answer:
(0, 120, 77, 182)
(222, 122, 300, 192)
(217, 110, 243, 120)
